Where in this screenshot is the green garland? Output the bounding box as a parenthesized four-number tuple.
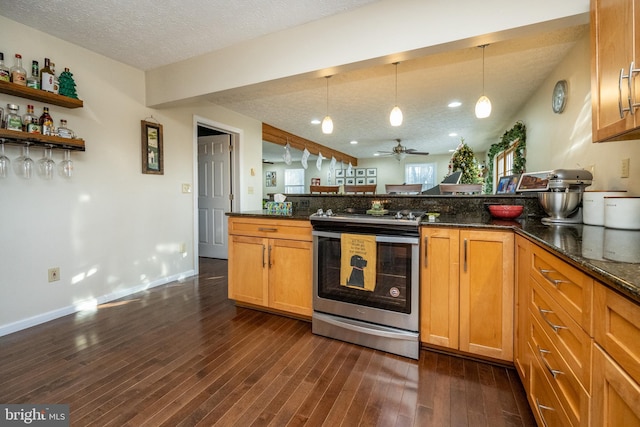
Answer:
(484, 121, 526, 194)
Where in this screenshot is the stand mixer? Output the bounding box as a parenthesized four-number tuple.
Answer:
(538, 169, 593, 224)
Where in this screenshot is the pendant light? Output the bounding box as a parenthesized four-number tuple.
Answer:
(321, 76, 334, 134)
(475, 44, 492, 119)
(390, 62, 403, 126)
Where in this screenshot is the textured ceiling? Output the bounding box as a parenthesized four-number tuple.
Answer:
(0, 0, 380, 70)
(0, 1, 588, 162)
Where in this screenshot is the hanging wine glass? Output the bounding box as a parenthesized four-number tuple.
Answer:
(37, 146, 56, 180)
(14, 145, 34, 179)
(59, 149, 73, 178)
(0, 142, 10, 179)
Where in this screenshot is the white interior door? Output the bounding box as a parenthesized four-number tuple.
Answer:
(198, 134, 231, 259)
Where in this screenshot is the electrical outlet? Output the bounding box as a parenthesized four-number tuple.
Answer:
(180, 243, 186, 253)
(248, 186, 254, 195)
(300, 199, 310, 208)
(181, 183, 192, 193)
(621, 158, 630, 178)
(48, 267, 60, 282)
(587, 164, 595, 177)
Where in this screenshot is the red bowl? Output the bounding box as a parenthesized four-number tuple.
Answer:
(488, 204, 524, 219)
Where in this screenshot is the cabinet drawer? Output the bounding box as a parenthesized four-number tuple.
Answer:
(530, 278, 591, 388)
(594, 283, 640, 385)
(530, 245, 592, 333)
(228, 217, 312, 241)
(529, 314, 590, 427)
(529, 346, 575, 427)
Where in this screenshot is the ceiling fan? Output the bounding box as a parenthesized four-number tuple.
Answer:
(378, 139, 429, 160)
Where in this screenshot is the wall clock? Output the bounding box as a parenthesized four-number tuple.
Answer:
(552, 80, 568, 114)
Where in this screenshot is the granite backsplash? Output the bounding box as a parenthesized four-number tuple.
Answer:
(275, 193, 547, 221)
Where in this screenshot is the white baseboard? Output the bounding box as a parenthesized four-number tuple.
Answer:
(0, 270, 196, 338)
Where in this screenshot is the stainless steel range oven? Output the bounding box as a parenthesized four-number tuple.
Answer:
(310, 210, 423, 359)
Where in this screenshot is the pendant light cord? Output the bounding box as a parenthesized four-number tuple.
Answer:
(393, 62, 399, 104)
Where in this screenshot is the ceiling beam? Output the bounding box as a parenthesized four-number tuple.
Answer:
(262, 123, 358, 166)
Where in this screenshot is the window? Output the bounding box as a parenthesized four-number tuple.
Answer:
(405, 163, 437, 190)
(284, 168, 305, 194)
(494, 141, 519, 186)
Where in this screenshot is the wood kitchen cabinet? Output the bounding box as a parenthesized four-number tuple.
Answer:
(514, 235, 532, 387)
(591, 0, 640, 142)
(592, 282, 640, 426)
(228, 217, 313, 318)
(420, 227, 514, 362)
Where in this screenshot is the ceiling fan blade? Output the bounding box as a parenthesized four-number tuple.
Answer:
(405, 149, 430, 155)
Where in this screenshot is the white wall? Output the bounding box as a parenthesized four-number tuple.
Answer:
(0, 17, 263, 335)
(515, 32, 640, 194)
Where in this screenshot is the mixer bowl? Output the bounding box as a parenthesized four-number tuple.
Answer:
(538, 191, 581, 219)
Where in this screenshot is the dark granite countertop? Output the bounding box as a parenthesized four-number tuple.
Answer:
(228, 210, 640, 303)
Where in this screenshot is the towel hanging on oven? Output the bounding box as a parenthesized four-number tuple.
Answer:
(340, 234, 377, 291)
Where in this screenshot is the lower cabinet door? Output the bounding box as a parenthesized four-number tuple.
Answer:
(459, 230, 514, 361)
(228, 235, 268, 306)
(268, 238, 313, 316)
(592, 344, 640, 427)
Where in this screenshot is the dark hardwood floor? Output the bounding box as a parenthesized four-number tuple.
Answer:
(0, 258, 536, 426)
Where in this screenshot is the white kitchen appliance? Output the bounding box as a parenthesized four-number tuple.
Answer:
(583, 191, 627, 225)
(537, 169, 593, 224)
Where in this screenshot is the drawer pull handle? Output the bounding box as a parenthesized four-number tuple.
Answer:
(268, 245, 273, 268)
(538, 308, 568, 333)
(537, 346, 564, 379)
(535, 398, 555, 427)
(538, 268, 568, 288)
(258, 227, 278, 232)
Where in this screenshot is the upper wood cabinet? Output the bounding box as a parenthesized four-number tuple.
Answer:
(591, 0, 640, 142)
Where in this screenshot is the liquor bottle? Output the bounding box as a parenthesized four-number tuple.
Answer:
(26, 61, 40, 89)
(56, 119, 75, 139)
(39, 107, 54, 136)
(5, 104, 22, 131)
(23, 104, 40, 133)
(40, 58, 55, 92)
(50, 62, 59, 94)
(10, 54, 27, 86)
(0, 53, 10, 82)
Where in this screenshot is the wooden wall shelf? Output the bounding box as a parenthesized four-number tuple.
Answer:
(0, 81, 83, 109)
(0, 129, 85, 151)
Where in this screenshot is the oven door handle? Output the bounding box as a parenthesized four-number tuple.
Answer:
(312, 230, 418, 245)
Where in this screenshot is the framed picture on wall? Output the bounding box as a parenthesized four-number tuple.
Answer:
(346, 177, 355, 185)
(356, 177, 366, 185)
(336, 169, 344, 177)
(356, 168, 366, 177)
(367, 177, 377, 185)
(336, 177, 345, 185)
(265, 171, 277, 187)
(141, 120, 163, 175)
(346, 169, 355, 177)
(366, 168, 377, 177)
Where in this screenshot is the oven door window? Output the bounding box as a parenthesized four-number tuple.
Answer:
(315, 233, 414, 313)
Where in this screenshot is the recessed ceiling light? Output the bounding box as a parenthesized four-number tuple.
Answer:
(449, 132, 458, 137)
(350, 140, 358, 145)
(310, 119, 321, 125)
(448, 101, 462, 108)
